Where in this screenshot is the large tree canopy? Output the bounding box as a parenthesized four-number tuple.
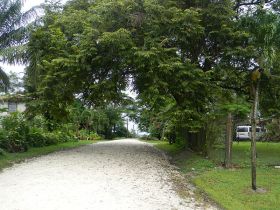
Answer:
(25, 0, 280, 145)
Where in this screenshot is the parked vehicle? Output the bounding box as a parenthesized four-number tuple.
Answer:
(236, 125, 264, 140)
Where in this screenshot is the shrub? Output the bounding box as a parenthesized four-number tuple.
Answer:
(0, 148, 4, 155)
(26, 127, 47, 147)
(0, 113, 29, 153)
(88, 132, 102, 140)
(44, 132, 59, 146)
(55, 123, 78, 142)
(52, 130, 72, 143)
(28, 115, 49, 130)
(0, 112, 93, 153)
(0, 130, 28, 153)
(262, 119, 280, 142)
(76, 129, 102, 140)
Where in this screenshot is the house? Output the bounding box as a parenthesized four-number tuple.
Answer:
(0, 94, 26, 116)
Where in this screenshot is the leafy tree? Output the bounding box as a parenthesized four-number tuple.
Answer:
(24, 0, 280, 164)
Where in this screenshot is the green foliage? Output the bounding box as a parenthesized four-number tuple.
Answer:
(68, 102, 128, 139)
(25, 127, 47, 147)
(0, 148, 4, 156)
(0, 112, 79, 153)
(262, 120, 280, 142)
(154, 141, 186, 156)
(0, 129, 28, 153)
(0, 0, 36, 89)
(76, 129, 102, 140)
(23, 0, 280, 153)
(0, 113, 29, 152)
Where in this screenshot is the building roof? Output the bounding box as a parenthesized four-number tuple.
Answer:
(0, 94, 26, 103)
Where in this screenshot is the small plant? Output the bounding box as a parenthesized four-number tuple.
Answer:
(76, 129, 102, 140)
(0, 148, 5, 155)
(262, 120, 280, 142)
(27, 127, 47, 147)
(0, 113, 29, 153)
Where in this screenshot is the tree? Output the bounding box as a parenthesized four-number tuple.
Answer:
(24, 0, 280, 168)
(243, 8, 280, 190)
(0, 0, 36, 89)
(24, 0, 245, 144)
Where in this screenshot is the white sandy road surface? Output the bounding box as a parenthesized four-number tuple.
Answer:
(0, 139, 215, 210)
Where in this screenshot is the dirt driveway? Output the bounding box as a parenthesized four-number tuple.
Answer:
(0, 139, 215, 210)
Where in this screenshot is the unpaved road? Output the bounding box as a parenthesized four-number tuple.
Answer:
(0, 139, 215, 210)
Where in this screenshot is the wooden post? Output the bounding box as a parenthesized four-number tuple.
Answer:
(127, 118, 129, 138)
(225, 112, 233, 168)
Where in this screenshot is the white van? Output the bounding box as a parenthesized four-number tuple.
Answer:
(236, 126, 263, 140)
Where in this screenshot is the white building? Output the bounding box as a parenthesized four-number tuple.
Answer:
(0, 94, 26, 116)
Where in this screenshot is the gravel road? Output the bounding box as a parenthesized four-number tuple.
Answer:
(0, 139, 215, 210)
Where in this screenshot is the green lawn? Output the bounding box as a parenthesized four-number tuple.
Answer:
(194, 168, 280, 210)
(209, 142, 280, 167)
(0, 140, 97, 171)
(150, 140, 280, 210)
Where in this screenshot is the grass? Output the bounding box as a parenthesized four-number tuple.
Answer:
(154, 141, 185, 155)
(149, 140, 280, 210)
(209, 142, 280, 167)
(194, 168, 280, 210)
(0, 140, 97, 171)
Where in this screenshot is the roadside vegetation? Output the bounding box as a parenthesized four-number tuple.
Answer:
(149, 140, 280, 210)
(0, 105, 130, 165)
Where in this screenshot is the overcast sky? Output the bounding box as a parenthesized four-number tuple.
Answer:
(0, 0, 68, 76)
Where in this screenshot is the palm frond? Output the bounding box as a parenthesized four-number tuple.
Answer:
(0, 66, 10, 91)
(0, 0, 39, 64)
(0, 44, 28, 64)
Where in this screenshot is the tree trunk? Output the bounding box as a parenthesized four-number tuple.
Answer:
(251, 80, 260, 191)
(187, 128, 207, 156)
(225, 113, 233, 168)
(126, 118, 129, 138)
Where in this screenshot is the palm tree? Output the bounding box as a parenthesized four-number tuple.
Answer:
(0, 0, 36, 90)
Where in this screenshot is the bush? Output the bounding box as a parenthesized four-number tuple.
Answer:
(55, 123, 78, 142)
(88, 132, 102, 140)
(76, 129, 102, 140)
(0, 148, 4, 155)
(0, 130, 28, 153)
(28, 115, 49, 130)
(43, 132, 59, 146)
(52, 130, 72, 143)
(0, 113, 29, 153)
(262, 120, 280, 142)
(26, 127, 48, 147)
(0, 112, 96, 153)
(0, 113, 74, 152)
